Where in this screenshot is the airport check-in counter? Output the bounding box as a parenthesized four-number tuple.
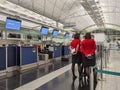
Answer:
(0, 46, 6, 76)
(38, 53, 49, 65)
(62, 45, 70, 58)
(53, 46, 62, 60)
(64, 46, 70, 56)
(38, 47, 53, 65)
(7, 46, 18, 72)
(0, 45, 19, 76)
(17, 46, 38, 71)
(38, 45, 61, 65)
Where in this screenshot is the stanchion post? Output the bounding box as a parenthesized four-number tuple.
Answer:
(105, 48, 107, 68)
(107, 49, 110, 63)
(100, 45, 103, 79)
(90, 67, 94, 90)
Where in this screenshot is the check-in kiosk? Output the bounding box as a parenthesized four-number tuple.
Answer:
(61, 45, 70, 61)
(62, 45, 70, 57)
(38, 50, 53, 65)
(53, 45, 62, 60)
(7, 46, 18, 72)
(38, 53, 49, 65)
(17, 46, 38, 71)
(64, 45, 70, 56)
(0, 46, 7, 77)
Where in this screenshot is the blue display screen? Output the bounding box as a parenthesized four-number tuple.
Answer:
(5, 18, 21, 30)
(52, 30, 59, 37)
(40, 26, 49, 35)
(65, 33, 69, 38)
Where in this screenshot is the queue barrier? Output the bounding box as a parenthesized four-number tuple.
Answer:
(94, 67, 120, 76)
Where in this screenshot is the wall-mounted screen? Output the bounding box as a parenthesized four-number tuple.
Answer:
(52, 29, 59, 37)
(65, 33, 69, 38)
(5, 17, 21, 30)
(40, 26, 49, 35)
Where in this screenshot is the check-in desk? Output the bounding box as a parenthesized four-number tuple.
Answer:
(7, 46, 19, 72)
(64, 45, 70, 57)
(17, 46, 38, 71)
(62, 45, 70, 58)
(0, 46, 18, 76)
(38, 50, 53, 65)
(53, 46, 62, 60)
(0, 46, 7, 77)
(38, 53, 48, 65)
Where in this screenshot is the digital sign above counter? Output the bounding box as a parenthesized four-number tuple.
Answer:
(40, 26, 49, 35)
(5, 17, 21, 31)
(65, 33, 69, 38)
(52, 29, 59, 37)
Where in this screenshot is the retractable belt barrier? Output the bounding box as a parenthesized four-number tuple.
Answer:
(94, 67, 120, 76)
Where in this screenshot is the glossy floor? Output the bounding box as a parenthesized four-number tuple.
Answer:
(35, 70, 97, 90)
(0, 50, 119, 90)
(0, 59, 71, 90)
(96, 50, 120, 90)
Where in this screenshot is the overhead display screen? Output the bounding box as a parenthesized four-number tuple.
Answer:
(40, 26, 49, 35)
(52, 29, 59, 37)
(65, 33, 69, 38)
(5, 17, 21, 30)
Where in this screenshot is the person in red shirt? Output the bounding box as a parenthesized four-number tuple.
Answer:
(81, 32, 96, 77)
(70, 33, 82, 79)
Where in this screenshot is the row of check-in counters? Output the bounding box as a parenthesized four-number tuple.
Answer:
(0, 45, 70, 78)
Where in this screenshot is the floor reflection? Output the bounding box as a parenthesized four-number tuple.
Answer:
(36, 70, 97, 90)
(0, 60, 70, 90)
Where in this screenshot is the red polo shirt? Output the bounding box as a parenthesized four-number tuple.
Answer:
(81, 39, 96, 56)
(70, 39, 81, 52)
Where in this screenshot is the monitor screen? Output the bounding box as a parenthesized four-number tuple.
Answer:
(5, 17, 21, 30)
(52, 29, 59, 37)
(40, 26, 49, 35)
(65, 33, 69, 38)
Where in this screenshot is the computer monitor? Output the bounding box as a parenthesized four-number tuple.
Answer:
(65, 33, 69, 38)
(5, 17, 21, 30)
(40, 26, 49, 35)
(52, 29, 59, 37)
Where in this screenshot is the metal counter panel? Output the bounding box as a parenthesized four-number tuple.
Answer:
(0, 47, 6, 70)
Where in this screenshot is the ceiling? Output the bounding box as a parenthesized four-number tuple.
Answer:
(0, 0, 120, 32)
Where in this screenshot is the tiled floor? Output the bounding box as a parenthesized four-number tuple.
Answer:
(96, 50, 120, 90)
